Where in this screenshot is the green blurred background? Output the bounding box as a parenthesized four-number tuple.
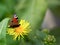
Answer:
(0, 0, 60, 45)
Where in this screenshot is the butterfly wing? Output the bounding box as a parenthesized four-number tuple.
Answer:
(9, 15, 20, 28)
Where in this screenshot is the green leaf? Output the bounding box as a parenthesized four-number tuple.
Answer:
(0, 18, 9, 45)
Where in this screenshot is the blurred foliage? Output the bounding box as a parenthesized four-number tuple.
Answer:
(0, 0, 47, 45)
(0, 0, 58, 45)
(47, 0, 60, 17)
(44, 35, 56, 45)
(50, 27, 60, 45)
(48, 0, 60, 45)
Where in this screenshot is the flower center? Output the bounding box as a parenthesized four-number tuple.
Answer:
(15, 26, 23, 33)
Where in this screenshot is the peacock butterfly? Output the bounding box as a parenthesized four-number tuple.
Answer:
(9, 14, 20, 28)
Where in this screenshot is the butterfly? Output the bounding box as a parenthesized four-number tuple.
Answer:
(9, 14, 20, 28)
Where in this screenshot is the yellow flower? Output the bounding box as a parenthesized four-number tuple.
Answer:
(7, 20, 31, 40)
